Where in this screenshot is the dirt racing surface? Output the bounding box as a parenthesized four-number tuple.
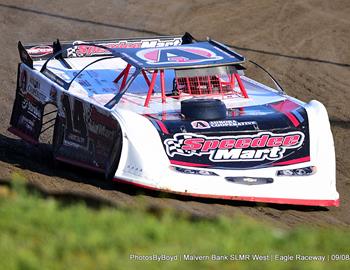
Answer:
(0, 0, 349, 228)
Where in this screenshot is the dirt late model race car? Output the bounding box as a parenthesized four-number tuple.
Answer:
(9, 33, 339, 207)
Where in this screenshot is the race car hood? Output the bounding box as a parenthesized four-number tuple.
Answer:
(146, 100, 310, 169)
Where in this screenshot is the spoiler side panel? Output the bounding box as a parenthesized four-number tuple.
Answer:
(9, 64, 55, 144)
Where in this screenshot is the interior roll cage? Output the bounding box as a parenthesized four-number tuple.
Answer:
(108, 64, 250, 108)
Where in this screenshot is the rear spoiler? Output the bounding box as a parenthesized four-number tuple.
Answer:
(18, 32, 195, 67)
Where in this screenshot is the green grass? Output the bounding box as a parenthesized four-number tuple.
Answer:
(0, 175, 349, 270)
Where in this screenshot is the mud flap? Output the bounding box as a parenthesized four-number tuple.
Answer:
(9, 64, 44, 144)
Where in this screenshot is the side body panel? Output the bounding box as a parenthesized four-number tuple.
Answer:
(54, 92, 122, 172)
(9, 63, 123, 174)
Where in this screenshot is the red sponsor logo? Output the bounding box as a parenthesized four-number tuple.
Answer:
(67, 38, 182, 57)
(27, 46, 53, 57)
(137, 46, 223, 65)
(164, 132, 305, 162)
(70, 41, 141, 57)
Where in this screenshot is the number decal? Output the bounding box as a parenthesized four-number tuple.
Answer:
(61, 94, 87, 145)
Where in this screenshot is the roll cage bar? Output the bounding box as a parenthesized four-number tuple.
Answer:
(104, 64, 252, 109)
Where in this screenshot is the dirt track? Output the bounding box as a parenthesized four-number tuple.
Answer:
(0, 0, 349, 228)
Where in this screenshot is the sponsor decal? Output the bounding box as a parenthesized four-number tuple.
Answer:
(136, 46, 223, 65)
(27, 77, 46, 101)
(27, 45, 53, 58)
(138, 38, 182, 48)
(87, 105, 118, 137)
(191, 120, 210, 129)
(67, 38, 182, 57)
(164, 131, 305, 162)
(191, 120, 258, 129)
(43, 70, 67, 88)
(21, 99, 41, 119)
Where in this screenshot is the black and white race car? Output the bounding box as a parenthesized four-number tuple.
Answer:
(9, 33, 339, 206)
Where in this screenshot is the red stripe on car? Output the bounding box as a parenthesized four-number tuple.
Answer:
(170, 160, 211, 167)
(273, 156, 310, 166)
(155, 120, 169, 134)
(270, 100, 301, 127)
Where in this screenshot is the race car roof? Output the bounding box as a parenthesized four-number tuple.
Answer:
(113, 40, 245, 70)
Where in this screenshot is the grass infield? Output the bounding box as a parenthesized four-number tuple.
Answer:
(0, 174, 348, 270)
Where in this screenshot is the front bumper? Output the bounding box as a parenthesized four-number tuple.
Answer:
(114, 161, 339, 207)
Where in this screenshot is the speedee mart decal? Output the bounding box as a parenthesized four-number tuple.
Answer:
(67, 38, 182, 57)
(164, 132, 305, 162)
